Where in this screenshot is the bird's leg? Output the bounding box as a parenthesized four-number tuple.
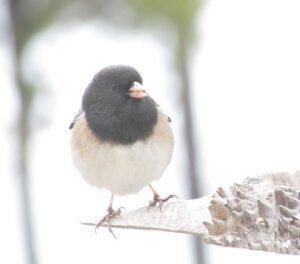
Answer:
(95, 194, 124, 239)
(148, 184, 179, 212)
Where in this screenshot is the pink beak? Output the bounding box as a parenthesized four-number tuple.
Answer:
(128, 82, 147, 99)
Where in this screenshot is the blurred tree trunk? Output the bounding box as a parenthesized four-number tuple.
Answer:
(176, 24, 205, 264)
(177, 26, 202, 204)
(8, 1, 37, 264)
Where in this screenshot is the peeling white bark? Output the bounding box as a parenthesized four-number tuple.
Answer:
(81, 171, 300, 255)
(82, 196, 211, 235)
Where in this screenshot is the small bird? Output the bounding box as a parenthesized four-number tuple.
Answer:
(70, 65, 176, 236)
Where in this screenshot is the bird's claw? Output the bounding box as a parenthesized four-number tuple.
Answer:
(148, 194, 179, 212)
(95, 206, 125, 238)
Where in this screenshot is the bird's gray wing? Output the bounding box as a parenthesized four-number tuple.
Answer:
(156, 103, 172, 123)
(69, 108, 83, 129)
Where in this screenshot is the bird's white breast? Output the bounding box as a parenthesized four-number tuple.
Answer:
(70, 112, 174, 196)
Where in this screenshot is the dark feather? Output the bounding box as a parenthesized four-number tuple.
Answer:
(69, 108, 83, 129)
(82, 65, 158, 144)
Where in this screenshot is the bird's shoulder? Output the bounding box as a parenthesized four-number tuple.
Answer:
(70, 110, 102, 148)
(69, 104, 172, 145)
(69, 108, 83, 129)
(156, 103, 172, 123)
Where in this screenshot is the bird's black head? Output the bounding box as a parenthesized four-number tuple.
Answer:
(82, 65, 158, 144)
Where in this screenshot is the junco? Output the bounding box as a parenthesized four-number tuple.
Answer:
(69, 65, 176, 236)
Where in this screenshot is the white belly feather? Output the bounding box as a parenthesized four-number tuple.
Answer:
(71, 112, 174, 196)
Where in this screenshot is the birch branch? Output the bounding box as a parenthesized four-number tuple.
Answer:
(81, 171, 300, 255)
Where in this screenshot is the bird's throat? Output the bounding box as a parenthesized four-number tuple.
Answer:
(85, 99, 158, 145)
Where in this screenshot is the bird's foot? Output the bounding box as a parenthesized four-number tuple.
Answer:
(95, 207, 124, 239)
(148, 193, 179, 212)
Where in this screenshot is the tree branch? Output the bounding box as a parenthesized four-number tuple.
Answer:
(81, 171, 300, 255)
